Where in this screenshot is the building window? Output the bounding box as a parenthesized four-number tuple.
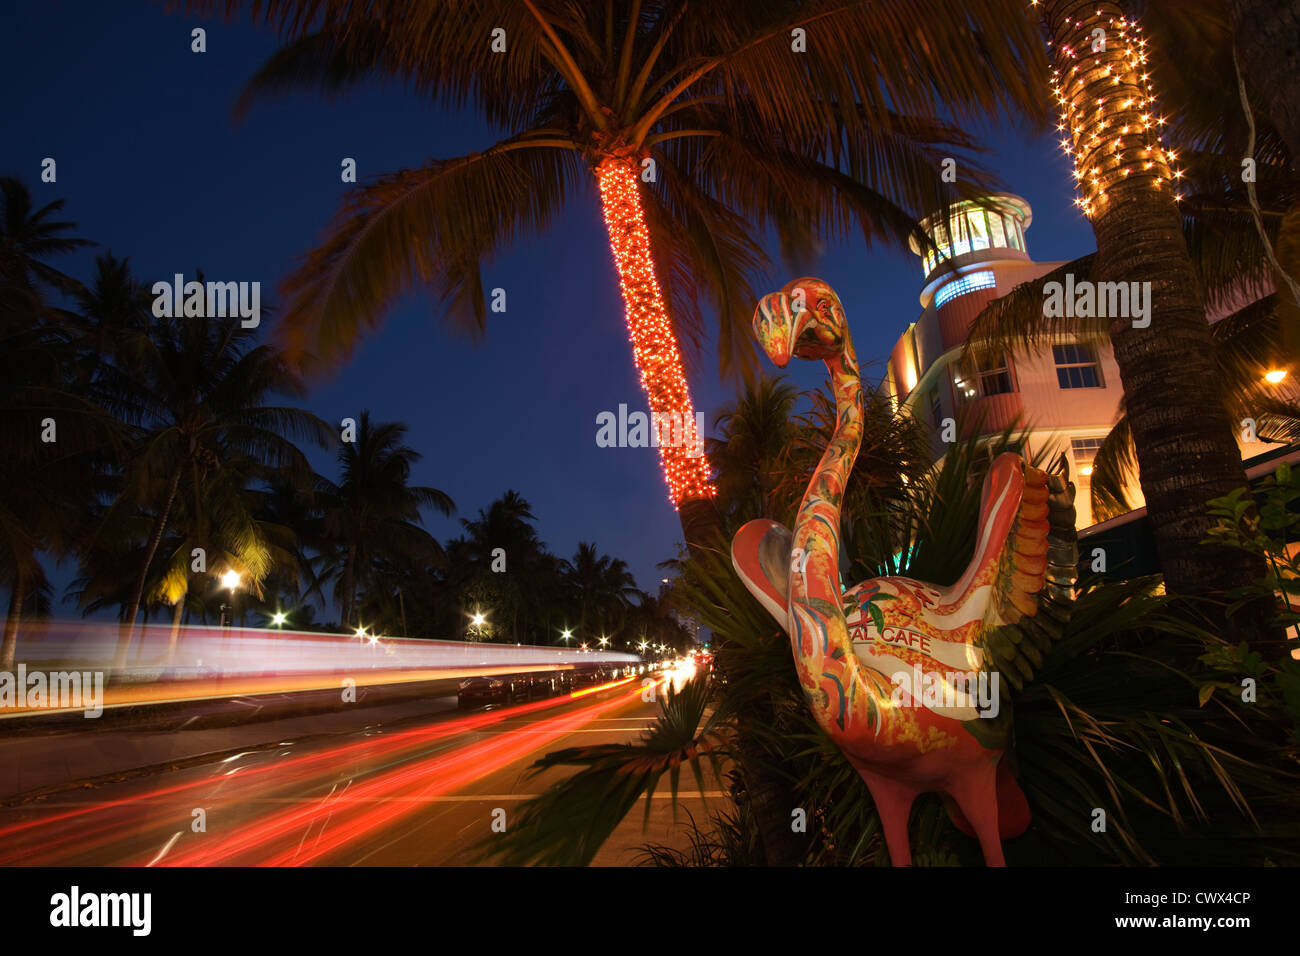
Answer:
(929, 386, 942, 426)
(956, 351, 1015, 401)
(975, 352, 1014, 397)
(988, 212, 1006, 248)
(1053, 343, 1103, 389)
(935, 269, 996, 307)
(1005, 214, 1023, 250)
(968, 210, 989, 251)
(1071, 437, 1105, 477)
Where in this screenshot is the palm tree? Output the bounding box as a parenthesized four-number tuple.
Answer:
(994, 1, 1283, 644)
(563, 542, 640, 642)
(0, 177, 92, 295)
(100, 302, 334, 671)
(0, 179, 104, 668)
(186, 0, 1049, 548)
(1225, 0, 1300, 171)
(317, 411, 454, 629)
(708, 376, 800, 525)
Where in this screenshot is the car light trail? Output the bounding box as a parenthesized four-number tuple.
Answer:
(159, 680, 651, 867)
(569, 675, 637, 699)
(0, 681, 647, 865)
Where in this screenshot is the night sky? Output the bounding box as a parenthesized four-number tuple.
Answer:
(3, 2, 1095, 598)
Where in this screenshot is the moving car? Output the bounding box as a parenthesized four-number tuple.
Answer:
(457, 673, 532, 708)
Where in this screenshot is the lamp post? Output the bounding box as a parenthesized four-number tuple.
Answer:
(218, 570, 241, 628)
(468, 608, 488, 641)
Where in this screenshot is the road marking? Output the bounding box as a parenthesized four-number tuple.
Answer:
(146, 831, 182, 867)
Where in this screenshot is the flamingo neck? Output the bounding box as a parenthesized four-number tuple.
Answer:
(785, 336, 864, 713)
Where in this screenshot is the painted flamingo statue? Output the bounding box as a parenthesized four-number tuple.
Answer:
(731, 277, 1078, 866)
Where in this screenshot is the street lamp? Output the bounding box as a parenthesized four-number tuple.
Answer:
(560, 628, 572, 644)
(599, 635, 610, 648)
(218, 570, 241, 628)
(468, 608, 489, 640)
(270, 611, 287, 627)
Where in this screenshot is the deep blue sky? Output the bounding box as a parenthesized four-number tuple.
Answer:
(3, 1, 1094, 597)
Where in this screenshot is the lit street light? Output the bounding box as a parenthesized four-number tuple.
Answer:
(270, 611, 287, 627)
(218, 569, 241, 628)
(467, 608, 489, 640)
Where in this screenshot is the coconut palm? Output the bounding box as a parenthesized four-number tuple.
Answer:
(563, 541, 641, 642)
(0, 180, 108, 668)
(184, 0, 1049, 547)
(99, 302, 334, 671)
(708, 376, 800, 526)
(946, 0, 1293, 647)
(316, 411, 454, 629)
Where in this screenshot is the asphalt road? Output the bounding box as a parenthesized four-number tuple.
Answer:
(0, 678, 722, 866)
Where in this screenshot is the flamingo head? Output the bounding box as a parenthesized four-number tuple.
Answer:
(752, 277, 847, 368)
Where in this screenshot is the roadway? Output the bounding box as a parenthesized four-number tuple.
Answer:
(0, 678, 722, 866)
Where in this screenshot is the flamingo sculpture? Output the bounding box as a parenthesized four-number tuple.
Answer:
(731, 277, 1078, 866)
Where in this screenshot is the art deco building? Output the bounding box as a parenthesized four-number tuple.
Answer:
(879, 192, 1280, 530)
(878, 193, 1129, 527)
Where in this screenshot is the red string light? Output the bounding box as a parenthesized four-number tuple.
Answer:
(595, 157, 716, 506)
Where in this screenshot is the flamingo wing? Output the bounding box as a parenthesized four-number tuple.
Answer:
(977, 454, 1079, 691)
(731, 518, 794, 631)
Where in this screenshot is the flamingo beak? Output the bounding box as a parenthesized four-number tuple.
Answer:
(753, 290, 813, 369)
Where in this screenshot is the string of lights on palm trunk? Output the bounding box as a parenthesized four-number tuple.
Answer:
(595, 156, 715, 505)
(1040, 1, 1184, 217)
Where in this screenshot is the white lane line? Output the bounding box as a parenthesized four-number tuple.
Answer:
(146, 831, 183, 867)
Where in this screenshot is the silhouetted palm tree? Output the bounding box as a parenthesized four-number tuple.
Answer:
(0, 179, 104, 667)
(100, 302, 333, 670)
(317, 411, 454, 628)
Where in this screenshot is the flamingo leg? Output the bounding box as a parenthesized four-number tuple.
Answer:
(946, 760, 1005, 867)
(857, 768, 917, 867)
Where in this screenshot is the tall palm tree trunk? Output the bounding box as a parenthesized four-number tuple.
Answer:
(1044, 0, 1276, 649)
(593, 155, 723, 552)
(1, 578, 26, 670)
(341, 541, 357, 628)
(166, 587, 187, 665)
(114, 462, 184, 673)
